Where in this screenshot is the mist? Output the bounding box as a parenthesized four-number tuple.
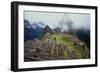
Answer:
(24, 11, 90, 31)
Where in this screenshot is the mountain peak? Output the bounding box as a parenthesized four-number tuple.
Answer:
(44, 25, 53, 34)
(32, 22, 46, 29)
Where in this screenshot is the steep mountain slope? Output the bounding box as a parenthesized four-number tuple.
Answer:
(24, 20, 45, 41)
(75, 29, 90, 48)
(24, 20, 35, 41)
(24, 20, 90, 61)
(24, 32, 90, 61)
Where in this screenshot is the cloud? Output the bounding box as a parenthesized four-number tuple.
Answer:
(68, 13, 90, 30)
(24, 11, 90, 31)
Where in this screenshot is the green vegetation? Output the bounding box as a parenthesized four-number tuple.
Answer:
(52, 33, 69, 44)
(64, 48, 69, 59)
(24, 32, 89, 61)
(51, 33, 89, 59)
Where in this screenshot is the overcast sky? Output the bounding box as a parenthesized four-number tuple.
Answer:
(24, 11, 90, 31)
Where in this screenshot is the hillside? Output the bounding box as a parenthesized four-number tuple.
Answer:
(24, 32, 90, 61)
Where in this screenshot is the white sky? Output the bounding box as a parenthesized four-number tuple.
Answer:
(24, 11, 90, 30)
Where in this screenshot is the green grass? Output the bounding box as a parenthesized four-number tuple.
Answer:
(64, 48, 69, 59)
(52, 33, 69, 44)
(66, 41, 83, 58)
(51, 33, 89, 59)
